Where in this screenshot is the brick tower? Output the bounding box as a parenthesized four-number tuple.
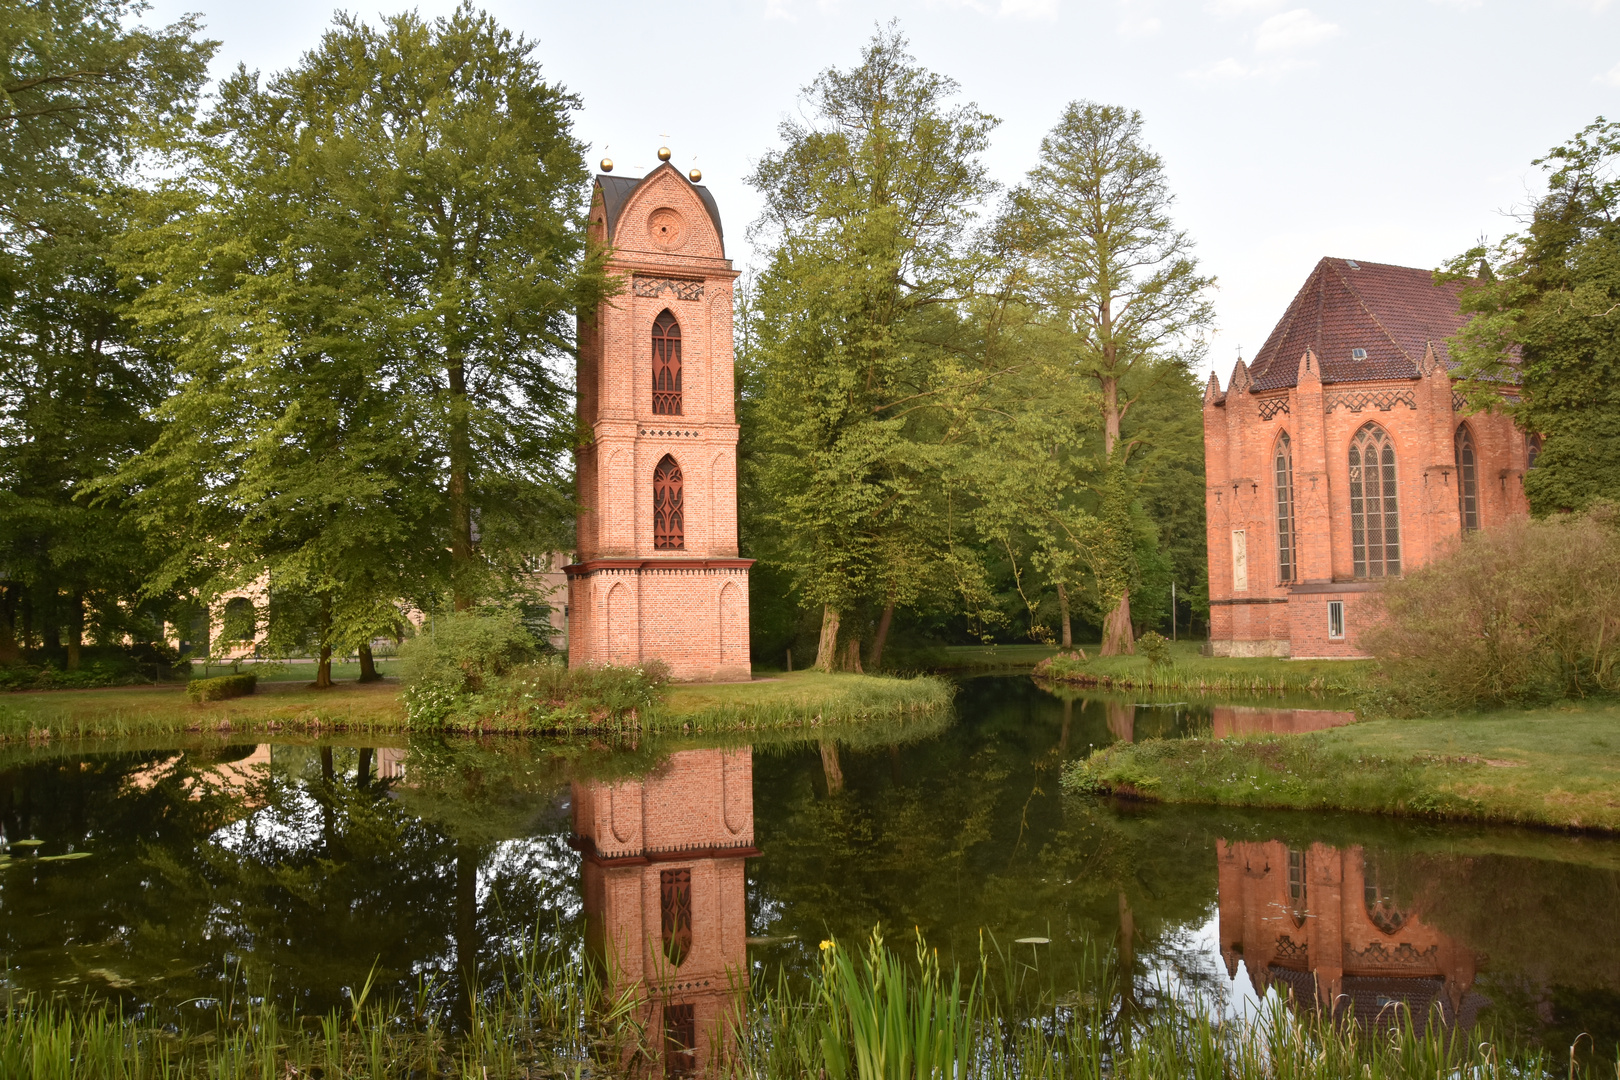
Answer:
(566, 155, 752, 681)
(570, 748, 756, 1072)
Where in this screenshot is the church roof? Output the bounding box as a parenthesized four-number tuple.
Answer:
(1246, 257, 1470, 391)
(595, 165, 725, 256)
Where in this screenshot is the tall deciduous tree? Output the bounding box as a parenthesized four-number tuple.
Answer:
(1444, 117, 1620, 514)
(1003, 102, 1213, 654)
(0, 0, 212, 666)
(116, 4, 606, 681)
(746, 24, 1001, 671)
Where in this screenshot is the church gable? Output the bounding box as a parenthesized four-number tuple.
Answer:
(593, 163, 725, 259)
(1248, 258, 1471, 391)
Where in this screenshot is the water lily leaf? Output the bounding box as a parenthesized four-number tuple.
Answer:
(10, 839, 44, 847)
(38, 852, 91, 862)
(1014, 937, 1051, 945)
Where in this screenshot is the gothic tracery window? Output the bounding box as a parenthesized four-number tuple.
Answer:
(1455, 424, 1479, 532)
(1349, 422, 1401, 578)
(1527, 433, 1542, 471)
(654, 455, 685, 550)
(660, 868, 692, 967)
(652, 310, 682, 415)
(1275, 432, 1296, 583)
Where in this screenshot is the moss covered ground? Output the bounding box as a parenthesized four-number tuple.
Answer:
(1067, 697, 1620, 831)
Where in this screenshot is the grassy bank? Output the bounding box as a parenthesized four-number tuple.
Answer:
(0, 669, 953, 744)
(3, 927, 1600, 1080)
(1066, 698, 1620, 831)
(1036, 640, 1374, 695)
(649, 670, 954, 734)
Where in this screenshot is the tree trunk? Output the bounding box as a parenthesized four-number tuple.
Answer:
(448, 359, 475, 612)
(845, 637, 863, 673)
(1056, 582, 1072, 648)
(357, 642, 380, 682)
(315, 595, 334, 688)
(65, 591, 85, 671)
(819, 740, 844, 794)
(1117, 890, 1137, 1035)
(867, 600, 894, 671)
(1060, 698, 1072, 753)
(1101, 588, 1134, 656)
(356, 747, 373, 790)
(453, 841, 480, 1030)
(0, 587, 21, 665)
(320, 746, 335, 784)
(814, 605, 841, 672)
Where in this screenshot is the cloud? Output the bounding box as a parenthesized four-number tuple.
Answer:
(1428, 0, 1482, 8)
(1206, 0, 1286, 14)
(1253, 8, 1340, 53)
(998, 0, 1059, 16)
(1184, 55, 1313, 80)
(1598, 60, 1620, 86)
(1118, 15, 1163, 35)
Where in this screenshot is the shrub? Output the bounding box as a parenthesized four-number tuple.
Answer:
(187, 674, 257, 702)
(1137, 631, 1171, 667)
(400, 609, 536, 698)
(1365, 505, 1620, 708)
(414, 656, 670, 732)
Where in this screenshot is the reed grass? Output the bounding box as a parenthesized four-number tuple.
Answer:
(4, 926, 1611, 1080)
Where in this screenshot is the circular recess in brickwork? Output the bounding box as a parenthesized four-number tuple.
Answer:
(647, 207, 687, 251)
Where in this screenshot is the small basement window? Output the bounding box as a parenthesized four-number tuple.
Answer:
(1327, 601, 1345, 640)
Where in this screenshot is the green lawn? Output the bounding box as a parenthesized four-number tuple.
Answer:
(1038, 640, 1374, 695)
(1068, 697, 1620, 831)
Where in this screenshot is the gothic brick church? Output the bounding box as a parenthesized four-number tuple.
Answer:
(1203, 257, 1535, 658)
(566, 157, 752, 680)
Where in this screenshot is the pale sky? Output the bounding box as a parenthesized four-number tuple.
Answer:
(144, 0, 1620, 382)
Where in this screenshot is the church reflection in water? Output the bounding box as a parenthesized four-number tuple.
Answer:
(1218, 840, 1488, 1029)
(570, 749, 757, 1073)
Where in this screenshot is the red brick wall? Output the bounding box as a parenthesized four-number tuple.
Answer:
(570, 167, 752, 681)
(1205, 348, 1531, 657)
(573, 749, 754, 1071)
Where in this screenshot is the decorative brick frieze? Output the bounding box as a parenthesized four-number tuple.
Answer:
(633, 276, 705, 301)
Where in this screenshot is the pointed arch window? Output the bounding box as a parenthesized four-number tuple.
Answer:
(1349, 422, 1400, 578)
(654, 455, 684, 550)
(659, 868, 692, 967)
(652, 310, 682, 415)
(1455, 424, 1479, 532)
(1275, 432, 1296, 583)
(1527, 433, 1542, 471)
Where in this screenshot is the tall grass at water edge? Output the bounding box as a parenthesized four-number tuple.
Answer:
(5, 928, 1609, 1080)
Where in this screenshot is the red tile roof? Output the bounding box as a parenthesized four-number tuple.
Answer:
(1246, 257, 1469, 391)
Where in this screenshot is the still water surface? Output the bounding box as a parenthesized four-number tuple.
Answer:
(0, 676, 1615, 1053)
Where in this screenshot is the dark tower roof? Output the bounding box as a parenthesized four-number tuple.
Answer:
(594, 163, 725, 256)
(1247, 257, 1469, 391)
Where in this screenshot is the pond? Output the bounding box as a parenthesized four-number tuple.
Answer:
(1, 675, 1615, 1060)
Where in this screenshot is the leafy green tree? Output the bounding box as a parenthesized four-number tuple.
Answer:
(1001, 103, 1213, 654)
(0, 0, 213, 666)
(745, 24, 1001, 671)
(115, 4, 607, 682)
(1444, 118, 1620, 514)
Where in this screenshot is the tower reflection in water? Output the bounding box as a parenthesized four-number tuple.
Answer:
(570, 749, 758, 1073)
(1218, 840, 1487, 1029)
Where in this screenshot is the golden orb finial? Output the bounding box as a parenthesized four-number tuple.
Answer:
(688, 167, 702, 182)
(599, 157, 613, 173)
(657, 146, 671, 162)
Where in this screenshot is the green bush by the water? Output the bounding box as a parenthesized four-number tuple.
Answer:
(1366, 505, 1620, 710)
(1033, 643, 1371, 696)
(185, 674, 256, 702)
(1, 926, 1605, 1080)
